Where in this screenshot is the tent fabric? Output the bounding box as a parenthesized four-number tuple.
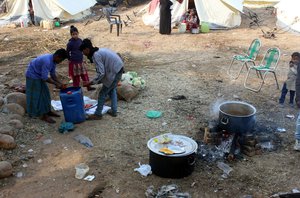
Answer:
(275, 0, 300, 34)
(243, 0, 280, 8)
(0, 0, 96, 26)
(142, 0, 242, 29)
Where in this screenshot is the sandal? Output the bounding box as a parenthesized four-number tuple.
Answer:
(41, 115, 56, 123)
(87, 114, 102, 120)
(48, 111, 60, 117)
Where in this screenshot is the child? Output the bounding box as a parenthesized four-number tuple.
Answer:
(279, 52, 300, 107)
(66, 25, 95, 91)
(186, 9, 199, 32)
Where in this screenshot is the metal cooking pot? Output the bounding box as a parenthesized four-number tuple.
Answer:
(147, 134, 198, 178)
(218, 101, 256, 134)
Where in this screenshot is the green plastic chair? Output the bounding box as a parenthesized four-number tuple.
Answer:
(227, 39, 261, 79)
(244, 47, 281, 92)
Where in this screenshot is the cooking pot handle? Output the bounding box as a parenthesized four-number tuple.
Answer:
(220, 117, 229, 125)
(188, 155, 196, 166)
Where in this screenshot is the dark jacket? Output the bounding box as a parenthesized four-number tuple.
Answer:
(66, 38, 83, 62)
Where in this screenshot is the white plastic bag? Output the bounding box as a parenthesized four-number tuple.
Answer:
(134, 162, 152, 176)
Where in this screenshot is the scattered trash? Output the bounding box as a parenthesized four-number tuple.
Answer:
(75, 163, 89, 179)
(285, 114, 295, 119)
(20, 144, 26, 148)
(37, 159, 42, 163)
(146, 110, 162, 119)
(171, 95, 187, 100)
(292, 189, 300, 193)
(16, 172, 23, 178)
(167, 99, 172, 102)
(259, 141, 275, 151)
(233, 94, 240, 99)
(28, 149, 33, 153)
(162, 122, 167, 126)
(84, 175, 95, 181)
(22, 163, 28, 168)
(242, 195, 253, 198)
(116, 188, 120, 194)
(74, 134, 93, 148)
(190, 182, 197, 187)
(134, 162, 152, 176)
(58, 122, 74, 134)
(43, 139, 52, 145)
(217, 162, 233, 176)
(3, 37, 9, 41)
(276, 128, 286, 133)
(145, 184, 191, 198)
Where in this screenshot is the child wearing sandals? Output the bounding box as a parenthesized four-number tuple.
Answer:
(66, 25, 95, 91)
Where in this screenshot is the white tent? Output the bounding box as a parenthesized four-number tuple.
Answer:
(142, 0, 243, 29)
(0, 0, 97, 26)
(243, 0, 280, 8)
(275, 0, 300, 34)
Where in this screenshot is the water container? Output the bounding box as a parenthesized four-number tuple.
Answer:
(178, 23, 186, 33)
(60, 87, 86, 123)
(201, 22, 210, 33)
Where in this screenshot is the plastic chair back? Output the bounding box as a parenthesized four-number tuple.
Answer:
(247, 39, 261, 60)
(260, 48, 280, 69)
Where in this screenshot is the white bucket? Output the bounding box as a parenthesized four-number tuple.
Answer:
(41, 20, 54, 30)
(178, 23, 186, 33)
(191, 27, 199, 34)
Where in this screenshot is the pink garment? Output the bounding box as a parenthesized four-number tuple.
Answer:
(149, 0, 160, 14)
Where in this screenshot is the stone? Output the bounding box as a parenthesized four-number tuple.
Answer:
(1, 103, 25, 116)
(8, 120, 24, 129)
(0, 151, 4, 161)
(0, 126, 16, 137)
(8, 114, 23, 122)
(0, 134, 17, 150)
(5, 92, 27, 111)
(0, 97, 4, 108)
(0, 161, 13, 179)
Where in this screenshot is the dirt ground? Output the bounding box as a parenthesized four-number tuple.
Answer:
(1, 4, 300, 198)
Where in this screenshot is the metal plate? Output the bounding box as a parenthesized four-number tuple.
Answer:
(147, 134, 198, 157)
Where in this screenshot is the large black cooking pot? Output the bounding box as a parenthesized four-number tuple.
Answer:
(147, 134, 198, 178)
(218, 101, 256, 134)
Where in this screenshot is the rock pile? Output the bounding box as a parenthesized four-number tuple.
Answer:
(0, 92, 26, 179)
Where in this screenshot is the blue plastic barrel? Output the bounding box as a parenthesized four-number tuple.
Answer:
(60, 87, 86, 123)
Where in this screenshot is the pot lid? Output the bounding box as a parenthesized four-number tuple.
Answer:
(147, 133, 198, 157)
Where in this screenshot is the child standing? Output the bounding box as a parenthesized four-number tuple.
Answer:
(66, 25, 95, 91)
(279, 52, 299, 107)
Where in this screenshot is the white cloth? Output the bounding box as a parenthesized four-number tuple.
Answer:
(51, 96, 111, 115)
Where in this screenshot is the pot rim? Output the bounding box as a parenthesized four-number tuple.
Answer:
(147, 134, 198, 157)
(218, 101, 256, 118)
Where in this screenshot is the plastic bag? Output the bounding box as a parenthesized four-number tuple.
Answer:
(74, 134, 93, 148)
(134, 162, 152, 176)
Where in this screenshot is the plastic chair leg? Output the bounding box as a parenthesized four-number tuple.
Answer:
(117, 24, 119, 36)
(110, 24, 113, 33)
(272, 72, 280, 89)
(227, 59, 248, 80)
(244, 68, 262, 92)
